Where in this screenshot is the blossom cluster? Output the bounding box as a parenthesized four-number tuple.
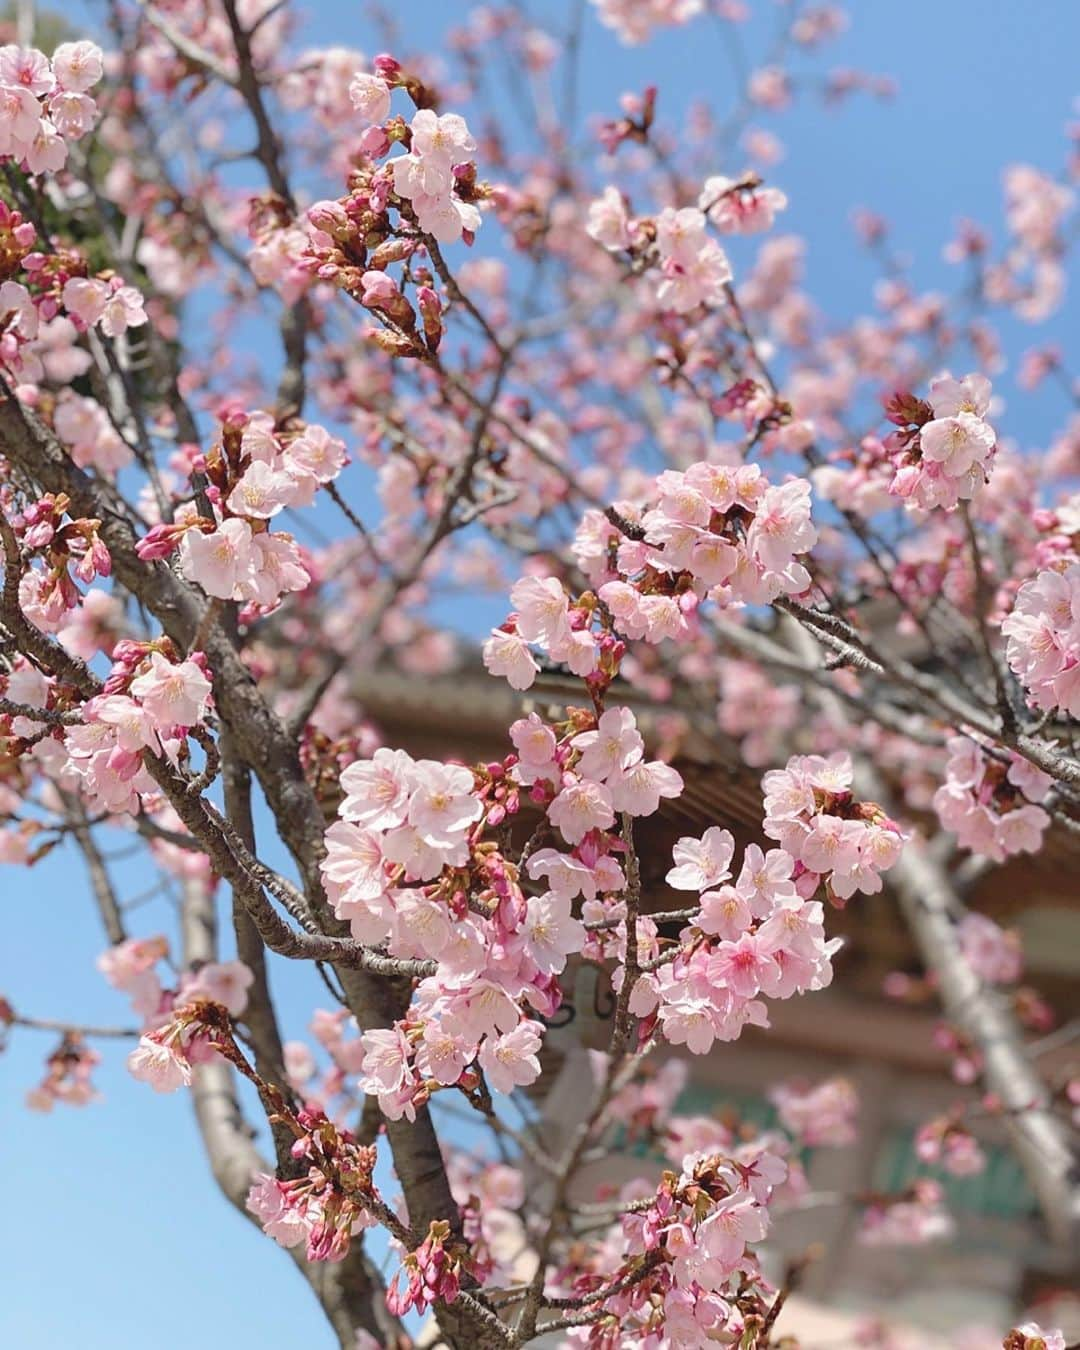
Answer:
(555, 1144, 782, 1346)
(322, 746, 485, 937)
(627, 826, 843, 1055)
(300, 60, 483, 272)
(717, 658, 799, 767)
(246, 1110, 378, 1264)
(1002, 561, 1080, 717)
(988, 163, 1075, 321)
(98, 935, 172, 1019)
(812, 434, 899, 520)
(386, 1219, 466, 1315)
(136, 411, 336, 613)
(588, 194, 735, 314)
(322, 742, 565, 1116)
(548, 1061, 955, 1345)
(441, 1157, 527, 1291)
(589, 0, 704, 47)
(0, 136, 149, 390)
(699, 173, 789, 235)
(485, 463, 819, 691)
(52, 392, 134, 474)
(932, 735, 1051, 862)
(59, 273, 146, 338)
(859, 1178, 954, 1246)
(24, 1032, 101, 1111)
(302, 200, 448, 357)
(762, 752, 905, 903)
(319, 710, 881, 1092)
(0, 645, 213, 826)
(884, 373, 997, 512)
(770, 1075, 858, 1147)
(589, 169, 789, 315)
(0, 41, 103, 174)
(7, 492, 112, 632)
(527, 703, 684, 835)
(914, 1112, 987, 1178)
(324, 694, 870, 1120)
(276, 1018, 531, 1287)
(1, 250, 146, 389)
(653, 205, 734, 314)
(325, 704, 690, 1115)
(126, 980, 250, 1094)
(391, 107, 482, 244)
(100, 936, 251, 1039)
(282, 1009, 367, 1120)
(955, 911, 1023, 986)
(63, 644, 213, 816)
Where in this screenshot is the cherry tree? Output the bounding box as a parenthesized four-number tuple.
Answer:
(0, 2, 1077, 1348)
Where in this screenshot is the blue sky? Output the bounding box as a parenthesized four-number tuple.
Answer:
(2, 4, 1078, 1348)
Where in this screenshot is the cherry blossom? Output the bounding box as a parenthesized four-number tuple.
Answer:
(390, 107, 482, 244)
(884, 374, 998, 511)
(477, 1020, 543, 1094)
(763, 753, 905, 903)
(933, 736, 1051, 862)
(770, 1076, 858, 1147)
(590, 0, 705, 46)
(1003, 562, 1080, 716)
(0, 8, 1074, 1346)
(666, 826, 736, 891)
(128, 652, 212, 731)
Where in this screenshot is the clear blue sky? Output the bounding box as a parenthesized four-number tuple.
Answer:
(2, 4, 1078, 1347)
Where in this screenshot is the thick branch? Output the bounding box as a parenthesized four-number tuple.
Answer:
(866, 819, 1080, 1247)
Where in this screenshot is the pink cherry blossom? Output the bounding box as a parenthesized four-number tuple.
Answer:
(478, 1021, 543, 1094)
(510, 575, 572, 647)
(183, 961, 254, 1016)
(700, 175, 788, 234)
(127, 1038, 191, 1093)
(571, 706, 644, 782)
(349, 72, 391, 123)
(339, 747, 412, 829)
(358, 1025, 412, 1096)
(482, 628, 539, 689)
(62, 276, 108, 327)
(419, 1023, 472, 1085)
(522, 892, 585, 974)
(708, 931, 778, 999)
(666, 827, 736, 891)
(181, 519, 256, 600)
(608, 758, 684, 816)
(406, 761, 482, 844)
(128, 653, 211, 730)
(547, 778, 616, 844)
(52, 41, 104, 93)
(698, 884, 752, 939)
(586, 185, 634, 251)
(99, 282, 147, 337)
(510, 712, 557, 767)
(771, 1076, 857, 1146)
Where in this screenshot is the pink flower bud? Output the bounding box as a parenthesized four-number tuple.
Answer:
(373, 53, 401, 82)
(359, 125, 391, 158)
(135, 523, 182, 561)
